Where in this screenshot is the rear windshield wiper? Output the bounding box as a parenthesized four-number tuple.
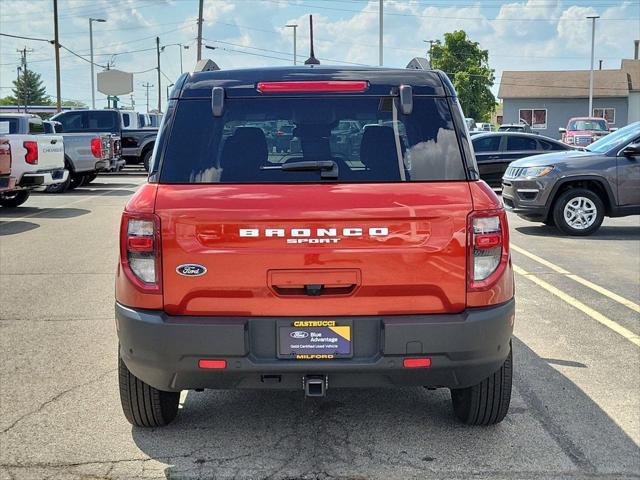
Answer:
(280, 160, 339, 179)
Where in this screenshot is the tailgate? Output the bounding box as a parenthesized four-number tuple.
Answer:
(36, 135, 64, 169)
(156, 183, 472, 316)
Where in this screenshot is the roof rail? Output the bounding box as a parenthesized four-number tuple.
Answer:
(194, 59, 221, 72)
(406, 57, 431, 70)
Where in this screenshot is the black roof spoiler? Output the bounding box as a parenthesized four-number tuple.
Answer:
(406, 57, 431, 70)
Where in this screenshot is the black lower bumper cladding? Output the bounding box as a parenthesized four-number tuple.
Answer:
(116, 299, 515, 392)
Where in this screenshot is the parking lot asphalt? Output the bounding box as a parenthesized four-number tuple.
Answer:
(0, 174, 638, 480)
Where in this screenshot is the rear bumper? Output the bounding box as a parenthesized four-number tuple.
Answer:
(0, 176, 16, 192)
(116, 299, 515, 392)
(19, 169, 68, 187)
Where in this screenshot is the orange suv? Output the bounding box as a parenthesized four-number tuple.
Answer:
(115, 64, 515, 427)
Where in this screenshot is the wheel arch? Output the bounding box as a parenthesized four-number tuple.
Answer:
(546, 175, 615, 216)
(64, 154, 76, 174)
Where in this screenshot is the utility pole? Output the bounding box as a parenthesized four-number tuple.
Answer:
(424, 39, 437, 62)
(16, 67, 22, 113)
(378, 0, 383, 66)
(286, 24, 298, 65)
(197, 0, 204, 61)
(142, 83, 153, 113)
(53, 0, 62, 112)
(156, 37, 162, 113)
(587, 15, 599, 117)
(16, 47, 32, 112)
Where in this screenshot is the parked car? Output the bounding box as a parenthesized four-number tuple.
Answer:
(0, 114, 67, 207)
(148, 112, 163, 128)
(502, 121, 640, 235)
(464, 117, 476, 130)
(115, 64, 514, 428)
(559, 117, 610, 147)
(475, 122, 493, 132)
(42, 119, 123, 192)
(498, 123, 532, 133)
(51, 109, 157, 170)
(472, 132, 572, 187)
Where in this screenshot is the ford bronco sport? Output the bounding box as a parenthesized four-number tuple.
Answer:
(116, 63, 515, 427)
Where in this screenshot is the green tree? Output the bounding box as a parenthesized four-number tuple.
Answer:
(430, 31, 495, 121)
(11, 69, 50, 106)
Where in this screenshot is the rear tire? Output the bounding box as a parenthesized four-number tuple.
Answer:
(44, 174, 71, 193)
(142, 150, 152, 172)
(450, 345, 512, 426)
(83, 173, 98, 184)
(118, 352, 179, 427)
(0, 190, 30, 207)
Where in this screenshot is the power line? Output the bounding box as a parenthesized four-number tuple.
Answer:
(0, 33, 51, 43)
(58, 44, 107, 68)
(261, 0, 637, 21)
(206, 39, 369, 66)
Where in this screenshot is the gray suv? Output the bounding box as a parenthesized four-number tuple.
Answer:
(502, 122, 640, 235)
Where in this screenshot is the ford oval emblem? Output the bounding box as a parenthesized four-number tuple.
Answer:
(176, 264, 207, 277)
(290, 331, 309, 339)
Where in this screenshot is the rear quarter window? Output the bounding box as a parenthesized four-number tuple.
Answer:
(159, 96, 466, 183)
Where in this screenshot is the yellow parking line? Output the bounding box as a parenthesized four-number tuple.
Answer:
(512, 244, 640, 314)
(513, 265, 640, 348)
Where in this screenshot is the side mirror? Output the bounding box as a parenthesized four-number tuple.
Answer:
(558, 128, 566, 134)
(621, 143, 640, 157)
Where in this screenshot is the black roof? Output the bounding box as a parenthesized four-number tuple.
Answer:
(175, 65, 453, 99)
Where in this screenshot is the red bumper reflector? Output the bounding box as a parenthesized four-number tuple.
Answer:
(198, 359, 227, 369)
(474, 233, 502, 249)
(403, 358, 431, 368)
(127, 235, 154, 252)
(257, 80, 369, 93)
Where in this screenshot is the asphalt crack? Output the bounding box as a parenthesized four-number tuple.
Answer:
(0, 368, 116, 434)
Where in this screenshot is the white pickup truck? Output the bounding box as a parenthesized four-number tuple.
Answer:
(0, 114, 67, 207)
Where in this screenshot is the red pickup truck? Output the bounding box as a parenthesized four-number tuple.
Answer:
(115, 64, 515, 427)
(559, 117, 610, 147)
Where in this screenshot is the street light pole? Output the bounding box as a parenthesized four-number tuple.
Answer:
(285, 24, 298, 65)
(89, 17, 106, 109)
(379, 0, 383, 66)
(156, 36, 162, 113)
(587, 15, 599, 117)
(161, 44, 189, 74)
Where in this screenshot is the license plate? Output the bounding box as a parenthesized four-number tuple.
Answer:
(278, 320, 352, 359)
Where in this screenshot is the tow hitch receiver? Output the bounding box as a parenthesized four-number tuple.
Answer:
(304, 375, 327, 397)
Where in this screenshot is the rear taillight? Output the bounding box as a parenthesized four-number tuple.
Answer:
(23, 141, 38, 164)
(468, 210, 509, 291)
(91, 137, 102, 158)
(120, 213, 161, 293)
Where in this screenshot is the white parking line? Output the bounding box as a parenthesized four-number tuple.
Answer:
(514, 265, 640, 348)
(512, 243, 640, 314)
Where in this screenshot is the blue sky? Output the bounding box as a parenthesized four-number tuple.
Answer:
(1, 0, 639, 110)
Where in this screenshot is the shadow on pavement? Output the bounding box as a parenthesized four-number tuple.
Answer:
(515, 225, 640, 240)
(0, 221, 40, 236)
(0, 208, 90, 220)
(64, 188, 136, 197)
(130, 337, 640, 479)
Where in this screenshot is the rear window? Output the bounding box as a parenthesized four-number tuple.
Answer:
(0, 118, 20, 134)
(473, 135, 501, 152)
(54, 111, 118, 133)
(159, 96, 466, 183)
